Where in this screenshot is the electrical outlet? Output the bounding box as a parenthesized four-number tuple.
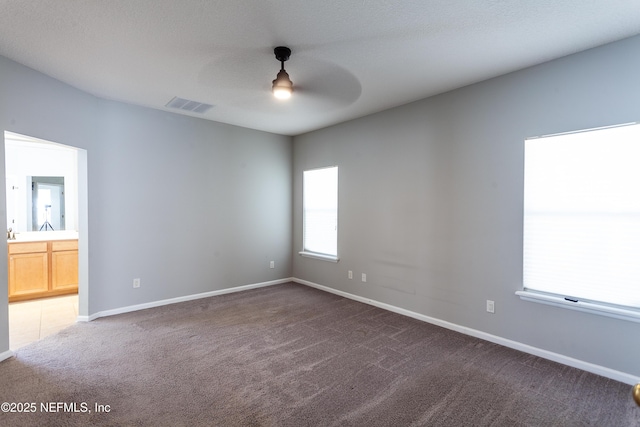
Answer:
(486, 300, 495, 313)
(270, 261, 275, 269)
(133, 278, 141, 288)
(362, 273, 367, 282)
(348, 270, 353, 279)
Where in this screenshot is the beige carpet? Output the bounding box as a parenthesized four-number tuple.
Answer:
(0, 282, 638, 426)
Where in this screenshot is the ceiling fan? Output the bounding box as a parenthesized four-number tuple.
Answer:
(272, 46, 293, 100)
(196, 44, 362, 110)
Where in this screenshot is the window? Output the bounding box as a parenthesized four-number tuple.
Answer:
(519, 123, 640, 321)
(300, 166, 338, 262)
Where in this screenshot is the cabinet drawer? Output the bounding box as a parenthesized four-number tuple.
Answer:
(52, 240, 78, 251)
(8, 242, 48, 254)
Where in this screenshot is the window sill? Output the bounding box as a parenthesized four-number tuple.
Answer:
(516, 290, 640, 323)
(298, 251, 339, 263)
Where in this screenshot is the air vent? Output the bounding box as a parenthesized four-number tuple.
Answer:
(165, 97, 214, 114)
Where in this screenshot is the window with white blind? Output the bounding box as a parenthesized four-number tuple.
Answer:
(518, 123, 640, 322)
(300, 166, 338, 262)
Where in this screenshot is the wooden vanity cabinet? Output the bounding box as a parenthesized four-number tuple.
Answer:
(8, 239, 78, 302)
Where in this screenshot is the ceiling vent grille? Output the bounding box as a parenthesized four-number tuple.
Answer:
(165, 97, 214, 114)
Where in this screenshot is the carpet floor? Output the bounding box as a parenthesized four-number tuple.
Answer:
(0, 282, 638, 426)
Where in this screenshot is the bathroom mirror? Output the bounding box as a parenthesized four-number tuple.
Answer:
(31, 176, 65, 231)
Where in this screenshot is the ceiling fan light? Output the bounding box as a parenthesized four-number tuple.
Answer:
(273, 88, 292, 99)
(272, 69, 293, 99)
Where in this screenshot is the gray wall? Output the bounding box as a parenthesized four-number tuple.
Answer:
(0, 55, 292, 353)
(293, 35, 640, 377)
(91, 101, 292, 310)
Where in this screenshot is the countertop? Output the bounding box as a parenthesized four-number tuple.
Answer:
(7, 231, 79, 243)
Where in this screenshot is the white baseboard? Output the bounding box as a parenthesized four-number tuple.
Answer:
(0, 349, 14, 363)
(77, 278, 293, 323)
(293, 278, 640, 386)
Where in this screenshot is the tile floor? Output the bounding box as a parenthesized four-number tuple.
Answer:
(8, 294, 78, 350)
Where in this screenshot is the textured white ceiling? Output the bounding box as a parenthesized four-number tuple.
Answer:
(0, 1, 639, 135)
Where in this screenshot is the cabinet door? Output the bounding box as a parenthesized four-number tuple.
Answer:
(9, 252, 49, 297)
(51, 250, 78, 291)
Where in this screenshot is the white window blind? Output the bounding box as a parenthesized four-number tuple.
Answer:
(302, 166, 338, 259)
(523, 123, 640, 312)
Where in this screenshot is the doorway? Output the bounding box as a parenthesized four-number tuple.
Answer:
(4, 131, 87, 350)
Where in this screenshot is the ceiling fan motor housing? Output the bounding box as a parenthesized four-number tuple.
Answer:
(274, 46, 291, 63)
